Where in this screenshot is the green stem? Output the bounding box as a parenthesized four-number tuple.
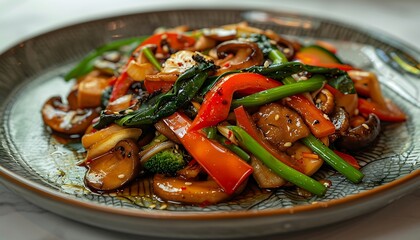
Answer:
(269, 49, 364, 183)
(231, 75, 325, 108)
(301, 135, 364, 183)
(228, 126, 327, 196)
(64, 36, 146, 81)
(143, 47, 162, 71)
(203, 127, 217, 139)
(268, 49, 288, 64)
(215, 135, 251, 162)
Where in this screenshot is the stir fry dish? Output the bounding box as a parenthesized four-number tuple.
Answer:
(41, 22, 407, 205)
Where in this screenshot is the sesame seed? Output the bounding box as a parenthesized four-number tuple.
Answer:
(284, 142, 292, 147)
(154, 139, 161, 142)
(264, 60, 270, 67)
(285, 97, 292, 101)
(159, 204, 168, 210)
(113, 112, 119, 115)
(300, 76, 308, 80)
(162, 45, 169, 53)
(323, 114, 330, 120)
(185, 182, 193, 186)
(125, 109, 134, 114)
(354, 109, 359, 115)
(149, 204, 156, 209)
(274, 114, 280, 121)
(284, 48, 291, 54)
(316, 99, 322, 104)
(362, 123, 370, 129)
(118, 174, 125, 179)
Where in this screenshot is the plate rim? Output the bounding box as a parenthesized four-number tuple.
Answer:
(0, 7, 419, 223)
(0, 162, 419, 220)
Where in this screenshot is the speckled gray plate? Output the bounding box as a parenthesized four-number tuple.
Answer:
(0, 9, 419, 239)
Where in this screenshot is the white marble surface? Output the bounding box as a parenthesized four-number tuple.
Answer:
(0, 0, 419, 239)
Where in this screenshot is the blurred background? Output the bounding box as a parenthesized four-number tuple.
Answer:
(1, 0, 420, 51)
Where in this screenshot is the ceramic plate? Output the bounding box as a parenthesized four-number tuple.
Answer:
(0, 9, 419, 239)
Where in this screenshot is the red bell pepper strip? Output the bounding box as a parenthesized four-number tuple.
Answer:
(139, 32, 196, 55)
(284, 94, 336, 138)
(358, 98, 406, 122)
(234, 106, 304, 172)
(333, 150, 360, 169)
(296, 52, 355, 71)
(109, 72, 133, 102)
(189, 73, 282, 131)
(163, 112, 253, 195)
(144, 79, 175, 93)
(109, 33, 195, 101)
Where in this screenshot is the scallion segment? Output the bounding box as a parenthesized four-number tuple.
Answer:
(301, 135, 364, 183)
(64, 36, 147, 81)
(228, 126, 327, 196)
(143, 46, 162, 71)
(231, 75, 325, 108)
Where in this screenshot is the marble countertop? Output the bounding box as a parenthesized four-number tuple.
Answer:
(0, 0, 419, 239)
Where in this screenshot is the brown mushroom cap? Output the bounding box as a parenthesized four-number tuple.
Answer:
(153, 174, 245, 205)
(335, 113, 381, 150)
(85, 139, 140, 192)
(202, 28, 237, 41)
(216, 40, 264, 73)
(41, 96, 98, 135)
(329, 107, 351, 143)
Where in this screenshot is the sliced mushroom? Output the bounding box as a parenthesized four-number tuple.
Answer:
(84, 127, 142, 161)
(41, 96, 98, 135)
(253, 103, 310, 152)
(154, 120, 181, 144)
(329, 107, 351, 143)
(216, 40, 263, 74)
(264, 29, 299, 60)
(202, 28, 237, 41)
(85, 139, 140, 192)
(153, 174, 245, 205)
(335, 113, 381, 150)
(315, 89, 335, 115)
(194, 36, 217, 51)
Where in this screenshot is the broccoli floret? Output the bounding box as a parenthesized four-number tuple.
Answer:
(144, 148, 186, 175)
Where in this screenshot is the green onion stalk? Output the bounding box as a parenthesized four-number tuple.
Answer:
(228, 126, 327, 196)
(268, 47, 364, 183)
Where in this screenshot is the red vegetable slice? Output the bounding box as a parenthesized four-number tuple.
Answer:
(358, 98, 406, 122)
(189, 73, 281, 131)
(284, 94, 336, 138)
(139, 32, 196, 55)
(234, 106, 304, 172)
(163, 112, 253, 195)
(333, 150, 360, 169)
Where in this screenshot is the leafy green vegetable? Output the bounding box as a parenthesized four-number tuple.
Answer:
(93, 54, 216, 129)
(245, 62, 355, 94)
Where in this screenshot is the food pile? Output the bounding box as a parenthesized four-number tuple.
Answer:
(41, 22, 406, 205)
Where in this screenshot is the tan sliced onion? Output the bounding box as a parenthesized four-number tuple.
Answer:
(139, 141, 175, 165)
(83, 128, 142, 163)
(126, 61, 155, 81)
(81, 124, 124, 149)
